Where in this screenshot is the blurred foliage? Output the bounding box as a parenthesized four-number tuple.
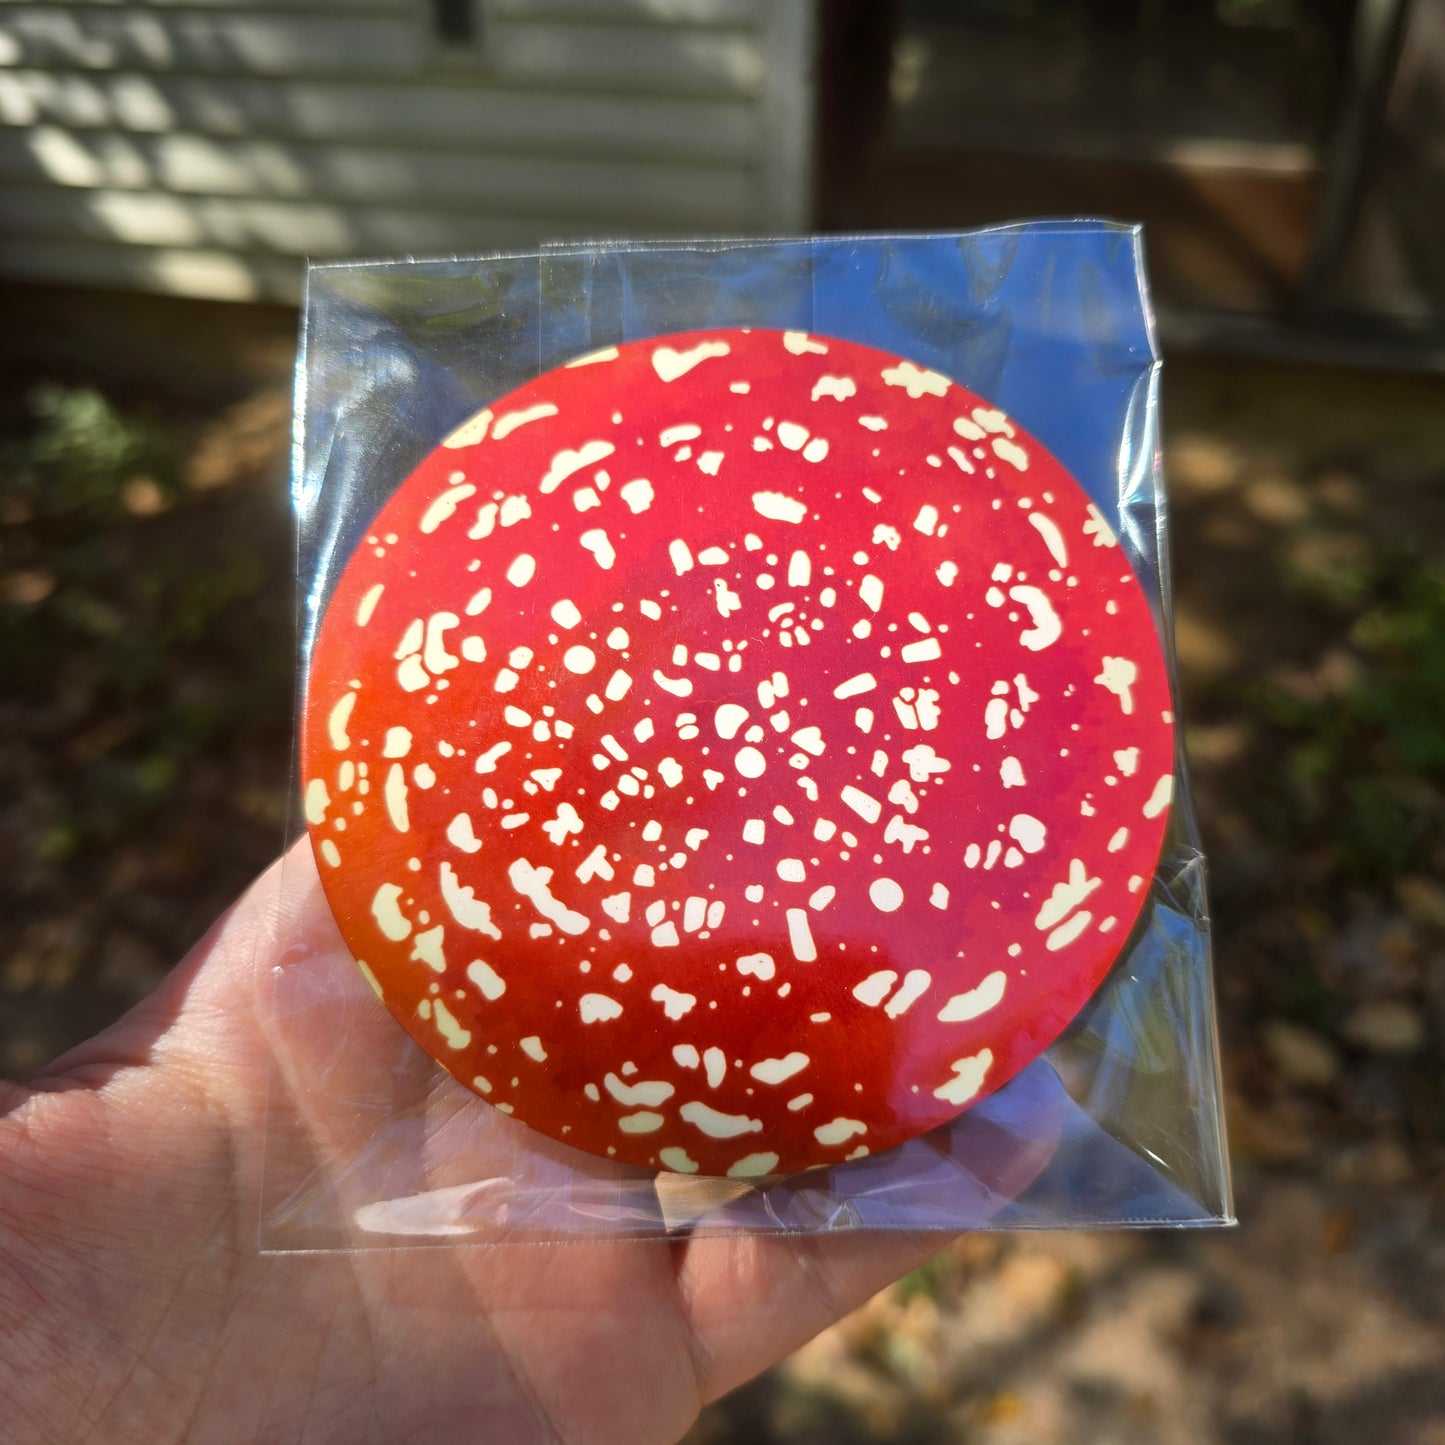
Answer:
(0, 382, 290, 866)
(1252, 552, 1445, 883)
(1, 383, 179, 522)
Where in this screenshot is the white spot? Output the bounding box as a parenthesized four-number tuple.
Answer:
(787, 550, 811, 587)
(750, 1052, 809, 1085)
(443, 407, 492, 449)
(304, 778, 331, 826)
(541, 802, 584, 846)
(384, 763, 410, 833)
(1114, 747, 1140, 777)
(1143, 774, 1174, 819)
(777, 857, 806, 883)
(1047, 911, 1094, 951)
(937, 970, 1007, 1022)
(783, 331, 828, 356)
(901, 637, 942, 664)
(1035, 858, 1102, 932)
(356, 582, 385, 626)
(713, 703, 750, 741)
(565, 345, 619, 368)
(680, 1101, 762, 1139)
(1009, 585, 1062, 651)
(605, 1073, 675, 1107)
(742, 818, 766, 845)
(808, 885, 836, 911)
(737, 952, 775, 980)
(814, 1117, 867, 1146)
(466, 957, 506, 1001)
(703, 1047, 727, 1088)
(520, 1035, 547, 1063)
(370, 882, 412, 941)
(1008, 814, 1047, 854)
(619, 1112, 665, 1134)
(1095, 656, 1139, 714)
(579, 528, 617, 569)
(431, 998, 471, 1051)
(491, 402, 558, 442)
(659, 1146, 699, 1174)
(697, 451, 724, 476)
(410, 924, 442, 971)
(1108, 826, 1129, 853)
(913, 504, 939, 536)
(885, 969, 932, 1017)
(860, 574, 884, 612)
(660, 424, 702, 447)
(509, 858, 589, 936)
(930, 883, 949, 909)
(787, 1094, 814, 1111)
(619, 477, 655, 514)
(790, 725, 824, 756)
(853, 970, 896, 1007)
(786, 908, 816, 963)
(1000, 756, 1026, 789)
(328, 690, 356, 751)
(506, 554, 536, 587)
(751, 491, 807, 525)
(1084, 502, 1119, 548)
(1028, 511, 1068, 566)
(580, 993, 624, 1023)
(993, 437, 1030, 471)
(651, 984, 696, 1020)
(727, 1152, 779, 1178)
(540, 440, 615, 494)
(841, 785, 882, 824)
(859, 416, 887, 432)
(937, 561, 959, 587)
(734, 746, 766, 779)
(474, 740, 512, 773)
(441, 861, 503, 939)
(561, 644, 596, 676)
(868, 877, 904, 912)
(652, 339, 730, 382)
(933, 1049, 993, 1105)
(834, 672, 877, 700)
(811, 374, 856, 402)
(550, 598, 582, 630)
(881, 361, 950, 398)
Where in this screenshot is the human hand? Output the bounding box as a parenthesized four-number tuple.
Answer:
(1, 844, 1019, 1445)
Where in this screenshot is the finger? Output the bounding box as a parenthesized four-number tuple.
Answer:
(675, 1227, 945, 1404)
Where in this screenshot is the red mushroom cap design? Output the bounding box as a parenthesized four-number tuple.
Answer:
(302, 329, 1175, 1179)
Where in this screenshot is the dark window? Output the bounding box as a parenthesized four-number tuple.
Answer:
(431, 0, 478, 45)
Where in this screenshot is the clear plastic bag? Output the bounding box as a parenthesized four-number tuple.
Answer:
(259, 227, 1231, 1251)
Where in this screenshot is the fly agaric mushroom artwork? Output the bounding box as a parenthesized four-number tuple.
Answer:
(301, 329, 1175, 1179)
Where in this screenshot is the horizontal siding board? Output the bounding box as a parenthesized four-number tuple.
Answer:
(0, 70, 758, 161)
(486, 0, 764, 22)
(487, 18, 765, 95)
(0, 234, 303, 299)
(0, 1, 410, 11)
(0, 9, 426, 76)
(0, 128, 756, 224)
(0, 182, 691, 255)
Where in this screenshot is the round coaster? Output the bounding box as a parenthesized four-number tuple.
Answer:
(302, 328, 1174, 1178)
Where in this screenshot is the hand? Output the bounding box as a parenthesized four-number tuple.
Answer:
(0, 845, 980, 1445)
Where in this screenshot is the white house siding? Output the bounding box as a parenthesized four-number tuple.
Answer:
(0, 0, 816, 300)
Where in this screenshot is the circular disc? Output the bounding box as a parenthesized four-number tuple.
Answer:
(302, 328, 1174, 1179)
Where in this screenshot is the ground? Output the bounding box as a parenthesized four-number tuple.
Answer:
(1, 284, 1441, 1443)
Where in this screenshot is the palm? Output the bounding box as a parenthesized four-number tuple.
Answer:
(1, 846, 973, 1445)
